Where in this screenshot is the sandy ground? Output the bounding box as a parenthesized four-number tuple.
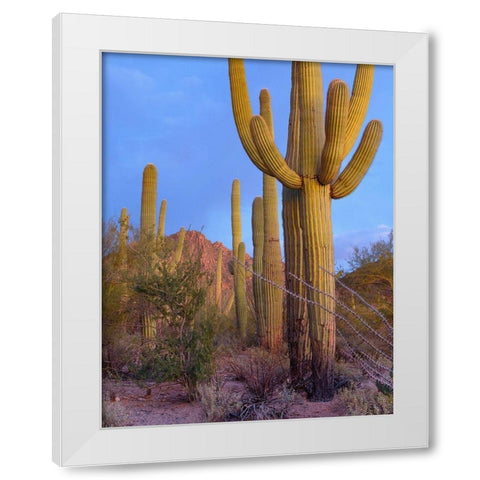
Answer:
(102, 376, 349, 427)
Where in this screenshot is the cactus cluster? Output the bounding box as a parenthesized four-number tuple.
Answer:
(228, 59, 382, 400)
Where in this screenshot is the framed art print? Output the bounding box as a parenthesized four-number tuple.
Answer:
(53, 14, 429, 466)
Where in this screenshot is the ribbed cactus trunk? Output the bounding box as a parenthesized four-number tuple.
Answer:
(157, 199, 167, 249)
(118, 207, 129, 268)
(284, 62, 310, 383)
(141, 164, 157, 244)
(216, 249, 223, 311)
(259, 90, 284, 353)
(296, 64, 335, 399)
(236, 242, 248, 340)
(231, 179, 247, 340)
(170, 227, 186, 271)
(228, 59, 382, 401)
(140, 164, 157, 341)
(251, 196, 266, 345)
(223, 292, 235, 316)
(118, 207, 130, 333)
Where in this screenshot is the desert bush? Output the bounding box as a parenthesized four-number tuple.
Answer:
(103, 332, 143, 378)
(239, 384, 295, 421)
(228, 348, 295, 420)
(132, 314, 216, 401)
(102, 397, 132, 428)
(197, 376, 242, 422)
(337, 384, 393, 416)
(334, 360, 364, 390)
(228, 348, 289, 401)
(131, 254, 216, 400)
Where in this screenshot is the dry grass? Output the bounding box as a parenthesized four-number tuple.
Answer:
(102, 398, 132, 427)
(197, 376, 242, 422)
(337, 384, 393, 416)
(228, 348, 295, 421)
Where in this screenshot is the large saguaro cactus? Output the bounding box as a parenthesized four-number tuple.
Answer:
(228, 59, 382, 400)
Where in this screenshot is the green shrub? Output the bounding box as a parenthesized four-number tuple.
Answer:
(131, 253, 216, 401)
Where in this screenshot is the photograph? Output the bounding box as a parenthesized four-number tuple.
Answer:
(101, 52, 394, 428)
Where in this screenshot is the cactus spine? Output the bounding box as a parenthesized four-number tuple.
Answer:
(140, 164, 157, 341)
(231, 179, 247, 340)
(228, 59, 382, 400)
(216, 249, 223, 311)
(251, 196, 266, 345)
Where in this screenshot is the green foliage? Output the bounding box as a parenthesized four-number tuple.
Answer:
(131, 253, 216, 400)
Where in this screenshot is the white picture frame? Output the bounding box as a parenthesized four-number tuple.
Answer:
(52, 13, 428, 467)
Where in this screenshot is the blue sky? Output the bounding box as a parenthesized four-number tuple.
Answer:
(102, 53, 393, 270)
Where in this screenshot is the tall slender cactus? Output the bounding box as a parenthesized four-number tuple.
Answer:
(140, 164, 157, 245)
(140, 164, 158, 341)
(170, 227, 186, 271)
(259, 90, 284, 352)
(216, 249, 223, 311)
(118, 207, 129, 269)
(228, 59, 382, 400)
(231, 179, 247, 340)
(157, 199, 167, 249)
(117, 207, 130, 333)
(236, 241, 248, 340)
(251, 196, 266, 345)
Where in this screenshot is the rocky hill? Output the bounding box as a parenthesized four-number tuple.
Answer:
(168, 229, 253, 310)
